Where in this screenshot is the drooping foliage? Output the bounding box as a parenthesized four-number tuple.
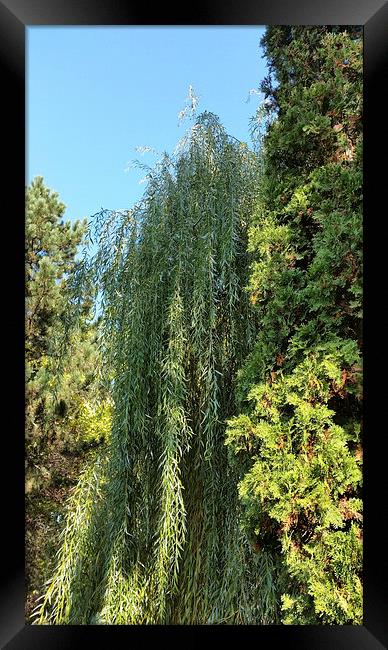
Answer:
(36, 112, 280, 625)
(225, 27, 363, 624)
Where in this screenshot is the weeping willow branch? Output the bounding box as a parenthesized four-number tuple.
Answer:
(36, 111, 270, 625)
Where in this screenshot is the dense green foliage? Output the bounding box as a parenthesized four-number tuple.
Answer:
(26, 177, 111, 476)
(225, 26, 363, 624)
(25, 178, 112, 619)
(32, 26, 362, 626)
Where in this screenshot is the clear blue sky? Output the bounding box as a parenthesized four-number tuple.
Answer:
(27, 27, 267, 224)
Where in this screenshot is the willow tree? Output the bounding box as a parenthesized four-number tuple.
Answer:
(35, 112, 275, 625)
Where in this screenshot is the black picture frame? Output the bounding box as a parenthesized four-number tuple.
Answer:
(1, 0, 387, 647)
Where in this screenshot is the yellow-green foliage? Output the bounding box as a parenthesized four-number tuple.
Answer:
(226, 340, 363, 623)
(70, 398, 112, 447)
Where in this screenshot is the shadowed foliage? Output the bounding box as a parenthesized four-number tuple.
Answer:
(226, 26, 363, 624)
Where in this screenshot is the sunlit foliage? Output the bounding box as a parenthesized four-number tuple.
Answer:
(35, 113, 278, 625)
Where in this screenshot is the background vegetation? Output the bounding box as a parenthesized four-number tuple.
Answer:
(25, 178, 112, 619)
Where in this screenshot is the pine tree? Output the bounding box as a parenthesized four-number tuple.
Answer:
(26, 176, 88, 482)
(25, 178, 112, 620)
(226, 26, 363, 624)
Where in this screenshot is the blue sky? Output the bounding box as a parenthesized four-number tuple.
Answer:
(27, 27, 266, 224)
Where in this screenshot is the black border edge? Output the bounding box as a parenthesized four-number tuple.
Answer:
(1, 0, 387, 647)
(0, 0, 387, 25)
(0, 0, 25, 647)
(363, 1, 388, 648)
